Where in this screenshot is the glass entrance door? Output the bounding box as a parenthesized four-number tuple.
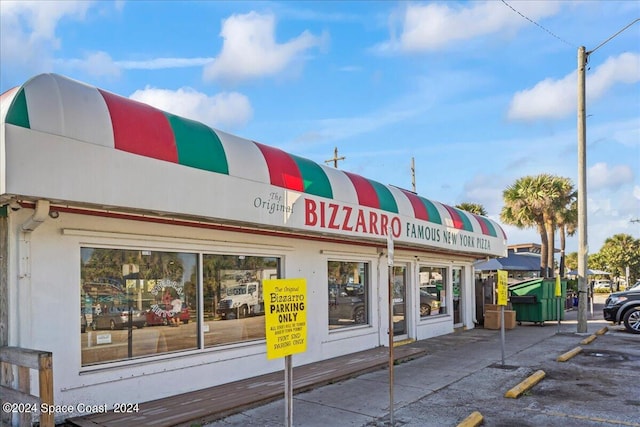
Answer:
(453, 267, 463, 326)
(392, 266, 407, 337)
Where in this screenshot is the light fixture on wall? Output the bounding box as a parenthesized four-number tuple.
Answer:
(49, 210, 60, 219)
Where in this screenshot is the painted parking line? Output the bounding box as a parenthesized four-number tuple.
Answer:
(456, 411, 483, 427)
(504, 370, 546, 398)
(556, 346, 582, 362)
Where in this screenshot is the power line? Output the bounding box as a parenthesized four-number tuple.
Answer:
(589, 18, 640, 55)
(500, 0, 575, 48)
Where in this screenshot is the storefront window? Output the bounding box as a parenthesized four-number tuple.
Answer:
(328, 261, 369, 329)
(81, 248, 198, 366)
(202, 254, 279, 347)
(419, 266, 447, 318)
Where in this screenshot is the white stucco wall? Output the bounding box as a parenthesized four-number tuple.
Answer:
(5, 204, 476, 422)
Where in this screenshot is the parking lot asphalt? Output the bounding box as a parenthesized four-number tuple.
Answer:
(206, 294, 640, 427)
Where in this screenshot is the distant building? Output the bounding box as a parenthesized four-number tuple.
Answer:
(474, 243, 544, 283)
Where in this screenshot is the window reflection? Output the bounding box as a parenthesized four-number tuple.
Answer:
(202, 254, 279, 348)
(419, 266, 447, 318)
(80, 248, 198, 366)
(328, 261, 369, 329)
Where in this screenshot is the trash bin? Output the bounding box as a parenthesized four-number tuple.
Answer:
(509, 279, 566, 326)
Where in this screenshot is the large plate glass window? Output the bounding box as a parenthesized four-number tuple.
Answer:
(202, 254, 280, 347)
(81, 248, 198, 366)
(419, 266, 447, 318)
(328, 261, 369, 329)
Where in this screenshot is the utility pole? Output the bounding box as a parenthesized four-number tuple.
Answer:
(576, 18, 639, 334)
(325, 147, 345, 168)
(411, 157, 416, 192)
(577, 45, 588, 333)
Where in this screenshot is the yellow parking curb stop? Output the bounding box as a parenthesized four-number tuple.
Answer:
(580, 335, 597, 345)
(456, 411, 484, 427)
(504, 370, 546, 398)
(557, 346, 583, 362)
(595, 326, 608, 335)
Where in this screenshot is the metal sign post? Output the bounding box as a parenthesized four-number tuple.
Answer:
(497, 270, 508, 366)
(264, 278, 308, 427)
(284, 355, 293, 427)
(387, 228, 395, 426)
(556, 276, 562, 333)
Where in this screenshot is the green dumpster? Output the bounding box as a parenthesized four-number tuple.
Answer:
(509, 279, 566, 326)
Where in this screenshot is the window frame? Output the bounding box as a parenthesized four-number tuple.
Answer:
(327, 259, 371, 331)
(78, 238, 284, 368)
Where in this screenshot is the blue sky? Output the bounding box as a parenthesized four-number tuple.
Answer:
(1, 1, 639, 254)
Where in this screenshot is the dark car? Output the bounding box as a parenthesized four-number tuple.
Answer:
(603, 286, 640, 334)
(146, 306, 190, 326)
(93, 306, 147, 330)
(328, 284, 366, 325)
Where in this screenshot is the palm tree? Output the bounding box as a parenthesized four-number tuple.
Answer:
(456, 203, 487, 216)
(543, 176, 576, 278)
(556, 194, 577, 277)
(501, 174, 577, 278)
(501, 175, 549, 277)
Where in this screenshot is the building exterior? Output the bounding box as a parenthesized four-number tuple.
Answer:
(474, 243, 544, 283)
(1, 74, 507, 422)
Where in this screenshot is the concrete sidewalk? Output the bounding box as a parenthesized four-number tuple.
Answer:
(207, 295, 639, 427)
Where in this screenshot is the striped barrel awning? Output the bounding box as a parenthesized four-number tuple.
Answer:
(1, 73, 506, 242)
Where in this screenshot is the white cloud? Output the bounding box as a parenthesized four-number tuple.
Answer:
(588, 162, 634, 191)
(0, 0, 92, 77)
(129, 86, 253, 130)
(293, 107, 420, 147)
(118, 57, 214, 70)
(58, 51, 121, 78)
(58, 52, 216, 77)
(460, 174, 506, 216)
(376, 1, 560, 53)
(508, 52, 640, 121)
(203, 11, 324, 84)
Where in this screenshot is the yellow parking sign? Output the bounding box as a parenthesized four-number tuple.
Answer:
(497, 270, 508, 306)
(264, 278, 307, 359)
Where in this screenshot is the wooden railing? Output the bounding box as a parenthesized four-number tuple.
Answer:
(0, 347, 53, 427)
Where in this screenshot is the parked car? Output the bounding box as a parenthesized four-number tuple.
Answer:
(419, 288, 440, 316)
(146, 306, 190, 326)
(628, 281, 640, 291)
(93, 306, 147, 330)
(592, 280, 613, 291)
(603, 286, 640, 334)
(328, 284, 366, 325)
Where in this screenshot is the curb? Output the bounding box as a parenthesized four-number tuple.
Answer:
(456, 411, 483, 427)
(504, 370, 546, 398)
(557, 346, 583, 362)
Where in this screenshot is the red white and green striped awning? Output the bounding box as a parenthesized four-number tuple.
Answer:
(0, 74, 507, 257)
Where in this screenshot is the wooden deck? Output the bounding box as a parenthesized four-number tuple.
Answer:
(66, 344, 427, 427)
